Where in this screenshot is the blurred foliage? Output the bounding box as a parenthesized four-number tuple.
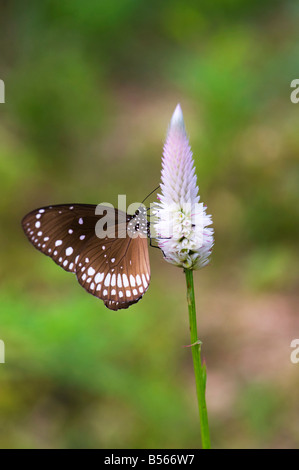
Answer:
(0, 0, 299, 449)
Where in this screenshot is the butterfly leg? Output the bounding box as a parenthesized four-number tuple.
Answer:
(149, 237, 161, 250)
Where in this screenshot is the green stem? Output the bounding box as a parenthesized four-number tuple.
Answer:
(184, 268, 211, 449)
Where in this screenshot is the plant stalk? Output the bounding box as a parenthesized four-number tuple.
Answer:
(184, 268, 211, 449)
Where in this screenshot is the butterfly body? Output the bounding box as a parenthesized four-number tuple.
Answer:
(22, 204, 151, 310)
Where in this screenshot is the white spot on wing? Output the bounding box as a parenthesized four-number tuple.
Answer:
(122, 274, 129, 287)
(95, 272, 104, 283)
(88, 267, 95, 276)
(65, 247, 73, 256)
(142, 274, 147, 288)
(55, 240, 62, 247)
(104, 273, 111, 287)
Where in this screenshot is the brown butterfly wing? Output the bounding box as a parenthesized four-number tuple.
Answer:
(22, 204, 150, 310)
(76, 233, 150, 310)
(22, 204, 101, 273)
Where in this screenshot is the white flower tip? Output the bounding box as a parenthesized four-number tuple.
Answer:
(169, 103, 185, 132)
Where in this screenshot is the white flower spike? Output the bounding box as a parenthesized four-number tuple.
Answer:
(154, 104, 214, 269)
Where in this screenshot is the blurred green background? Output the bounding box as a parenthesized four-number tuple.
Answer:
(0, 0, 299, 449)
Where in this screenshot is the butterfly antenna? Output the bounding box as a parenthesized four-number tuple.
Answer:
(141, 185, 160, 205)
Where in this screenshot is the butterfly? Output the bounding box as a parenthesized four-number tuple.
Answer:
(21, 203, 151, 310)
